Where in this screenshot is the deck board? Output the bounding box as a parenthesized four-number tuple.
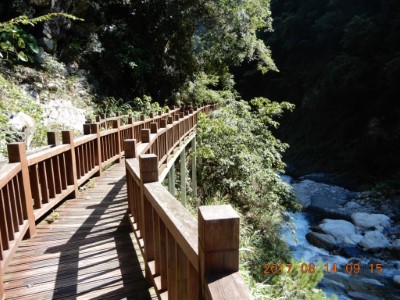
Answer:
(3, 160, 156, 300)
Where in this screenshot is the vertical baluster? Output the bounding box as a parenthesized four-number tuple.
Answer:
(177, 246, 188, 299)
(159, 221, 168, 291)
(0, 189, 10, 251)
(1, 187, 14, 240)
(53, 156, 62, 194)
(62, 131, 78, 197)
(45, 158, 56, 198)
(13, 176, 24, 225)
(59, 154, 68, 190)
(8, 179, 22, 227)
(38, 162, 49, 203)
(90, 123, 102, 176)
(167, 231, 177, 299)
(29, 165, 41, 209)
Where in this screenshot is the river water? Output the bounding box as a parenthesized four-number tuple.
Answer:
(281, 175, 400, 300)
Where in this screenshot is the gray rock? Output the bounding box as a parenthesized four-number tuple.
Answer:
(306, 232, 337, 250)
(8, 112, 36, 147)
(319, 219, 356, 242)
(29, 0, 50, 6)
(347, 291, 382, 300)
(351, 212, 391, 229)
(393, 239, 400, 251)
(344, 201, 361, 210)
(394, 275, 400, 288)
(359, 231, 390, 251)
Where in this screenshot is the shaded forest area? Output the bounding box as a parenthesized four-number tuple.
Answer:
(236, 0, 400, 189)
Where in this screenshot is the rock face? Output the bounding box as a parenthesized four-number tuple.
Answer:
(42, 100, 86, 131)
(352, 212, 391, 229)
(393, 239, 400, 251)
(359, 231, 390, 251)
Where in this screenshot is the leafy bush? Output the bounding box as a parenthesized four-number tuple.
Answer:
(0, 13, 83, 64)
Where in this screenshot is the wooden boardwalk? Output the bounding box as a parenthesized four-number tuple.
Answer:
(2, 160, 156, 300)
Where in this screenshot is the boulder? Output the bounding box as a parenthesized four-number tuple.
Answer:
(8, 112, 36, 147)
(319, 219, 356, 242)
(306, 232, 337, 250)
(392, 239, 400, 251)
(359, 231, 390, 251)
(351, 212, 391, 229)
(394, 275, 400, 288)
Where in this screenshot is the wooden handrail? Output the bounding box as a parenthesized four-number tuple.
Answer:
(0, 103, 250, 300)
(124, 104, 252, 299)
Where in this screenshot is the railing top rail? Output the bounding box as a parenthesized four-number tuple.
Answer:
(0, 162, 21, 190)
(26, 144, 71, 166)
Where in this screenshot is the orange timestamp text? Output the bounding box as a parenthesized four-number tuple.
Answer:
(264, 263, 383, 275)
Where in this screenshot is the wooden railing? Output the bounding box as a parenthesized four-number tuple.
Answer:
(0, 103, 251, 300)
(124, 107, 252, 299)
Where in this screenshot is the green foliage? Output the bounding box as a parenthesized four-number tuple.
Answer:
(0, 13, 83, 64)
(237, 0, 400, 183)
(196, 97, 301, 282)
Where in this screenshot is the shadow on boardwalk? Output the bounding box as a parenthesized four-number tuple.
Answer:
(3, 161, 156, 300)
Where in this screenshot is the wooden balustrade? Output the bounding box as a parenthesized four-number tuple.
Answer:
(0, 103, 231, 300)
(124, 103, 251, 299)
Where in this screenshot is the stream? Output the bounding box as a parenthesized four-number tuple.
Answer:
(281, 174, 400, 300)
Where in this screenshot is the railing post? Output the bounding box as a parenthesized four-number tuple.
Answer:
(7, 143, 36, 238)
(198, 205, 240, 299)
(150, 123, 158, 134)
(139, 154, 158, 279)
(128, 116, 135, 139)
(141, 129, 151, 143)
(83, 123, 91, 135)
(140, 114, 146, 122)
(47, 131, 60, 145)
(113, 118, 121, 163)
(124, 139, 137, 159)
(90, 123, 102, 176)
(150, 112, 154, 119)
(62, 131, 79, 197)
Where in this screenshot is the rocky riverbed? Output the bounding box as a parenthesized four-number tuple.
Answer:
(282, 174, 400, 299)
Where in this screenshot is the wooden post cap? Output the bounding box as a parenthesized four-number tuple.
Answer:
(168, 116, 173, 124)
(158, 111, 162, 116)
(47, 131, 60, 145)
(140, 114, 146, 121)
(160, 119, 167, 128)
(199, 205, 240, 274)
(141, 129, 151, 143)
(180, 112, 184, 118)
(150, 123, 158, 134)
(62, 131, 74, 144)
(128, 116, 134, 124)
(185, 111, 189, 116)
(174, 114, 180, 121)
(139, 154, 159, 183)
(83, 124, 91, 135)
(7, 142, 26, 163)
(124, 139, 137, 159)
(150, 112, 154, 118)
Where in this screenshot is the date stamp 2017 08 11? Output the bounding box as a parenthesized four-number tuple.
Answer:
(263, 263, 383, 275)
